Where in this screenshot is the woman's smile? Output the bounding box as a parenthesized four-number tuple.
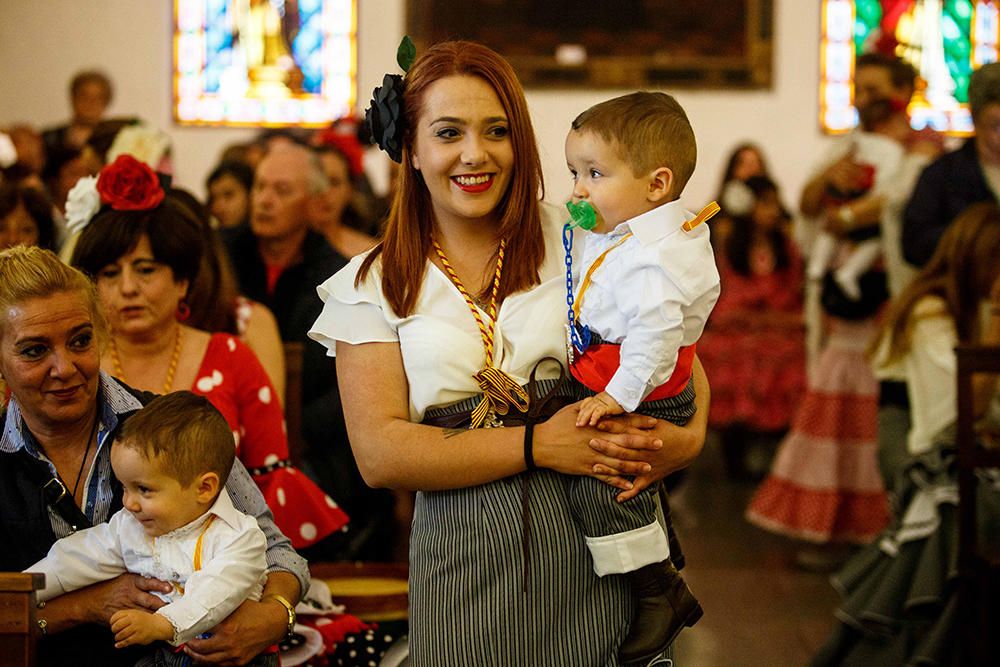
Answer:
(46, 384, 85, 401)
(451, 173, 496, 193)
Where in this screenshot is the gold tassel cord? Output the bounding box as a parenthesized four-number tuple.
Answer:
(432, 237, 531, 428)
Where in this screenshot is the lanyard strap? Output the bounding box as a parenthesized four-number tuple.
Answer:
(431, 237, 530, 428)
(192, 514, 216, 571)
(432, 238, 504, 366)
(572, 200, 720, 320)
(572, 233, 633, 320)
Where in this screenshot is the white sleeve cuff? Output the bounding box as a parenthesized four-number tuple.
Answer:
(604, 371, 646, 413)
(584, 521, 669, 576)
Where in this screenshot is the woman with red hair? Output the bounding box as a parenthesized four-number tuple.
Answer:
(310, 40, 710, 664)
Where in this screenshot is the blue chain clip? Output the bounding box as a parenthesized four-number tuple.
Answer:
(562, 223, 591, 354)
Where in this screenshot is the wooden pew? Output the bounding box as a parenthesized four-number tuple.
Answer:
(955, 344, 1000, 666)
(0, 573, 45, 667)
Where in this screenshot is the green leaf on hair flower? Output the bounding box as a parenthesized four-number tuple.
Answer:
(397, 36, 416, 73)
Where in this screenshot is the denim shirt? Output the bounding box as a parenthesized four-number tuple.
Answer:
(0, 372, 309, 595)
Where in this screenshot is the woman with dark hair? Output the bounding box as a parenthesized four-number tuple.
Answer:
(697, 175, 806, 478)
(170, 188, 286, 402)
(0, 181, 56, 251)
(716, 143, 769, 197)
(206, 160, 254, 229)
(711, 143, 771, 247)
(814, 202, 1000, 666)
(68, 155, 347, 552)
(310, 143, 378, 256)
(309, 40, 709, 664)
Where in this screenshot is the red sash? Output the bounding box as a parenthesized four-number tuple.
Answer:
(570, 342, 696, 401)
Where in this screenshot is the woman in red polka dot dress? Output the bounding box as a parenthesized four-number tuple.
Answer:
(69, 162, 348, 549)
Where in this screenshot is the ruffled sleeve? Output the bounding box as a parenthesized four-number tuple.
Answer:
(309, 253, 398, 357)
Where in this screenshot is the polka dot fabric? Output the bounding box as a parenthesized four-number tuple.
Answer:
(192, 334, 349, 548)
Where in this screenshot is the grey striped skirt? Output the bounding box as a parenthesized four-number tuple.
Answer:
(410, 468, 637, 665)
(411, 381, 668, 666)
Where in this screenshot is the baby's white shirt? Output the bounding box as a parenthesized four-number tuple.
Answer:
(28, 489, 267, 646)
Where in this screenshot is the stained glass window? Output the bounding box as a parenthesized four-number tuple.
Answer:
(174, 0, 356, 127)
(821, 0, 1000, 135)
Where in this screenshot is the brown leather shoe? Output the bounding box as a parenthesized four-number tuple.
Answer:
(618, 560, 703, 664)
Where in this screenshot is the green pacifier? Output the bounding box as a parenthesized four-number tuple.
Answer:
(566, 200, 598, 231)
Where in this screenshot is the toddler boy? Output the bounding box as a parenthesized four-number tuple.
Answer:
(564, 91, 720, 664)
(27, 392, 274, 666)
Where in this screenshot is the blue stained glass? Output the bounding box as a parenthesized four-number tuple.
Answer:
(205, 67, 222, 92)
(300, 0, 321, 15)
(296, 26, 322, 53)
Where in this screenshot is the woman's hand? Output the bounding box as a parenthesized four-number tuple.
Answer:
(590, 413, 704, 501)
(182, 599, 286, 666)
(533, 402, 661, 491)
(40, 574, 171, 633)
(589, 355, 710, 501)
(183, 571, 299, 666)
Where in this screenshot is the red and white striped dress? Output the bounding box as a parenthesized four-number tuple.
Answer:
(745, 317, 889, 544)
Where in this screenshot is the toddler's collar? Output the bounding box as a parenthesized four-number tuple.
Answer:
(622, 199, 690, 247)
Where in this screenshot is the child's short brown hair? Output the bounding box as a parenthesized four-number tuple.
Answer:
(571, 91, 696, 198)
(117, 392, 235, 488)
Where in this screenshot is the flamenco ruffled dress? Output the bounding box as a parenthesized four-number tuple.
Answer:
(193, 334, 349, 548)
(697, 242, 807, 432)
(745, 319, 889, 544)
(812, 437, 1000, 666)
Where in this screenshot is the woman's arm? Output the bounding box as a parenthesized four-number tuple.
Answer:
(336, 341, 663, 491)
(240, 302, 286, 405)
(590, 354, 710, 502)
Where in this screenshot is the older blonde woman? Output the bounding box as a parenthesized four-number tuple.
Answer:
(0, 245, 306, 666)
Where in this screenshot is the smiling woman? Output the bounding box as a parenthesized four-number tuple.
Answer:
(309, 40, 711, 665)
(0, 245, 311, 667)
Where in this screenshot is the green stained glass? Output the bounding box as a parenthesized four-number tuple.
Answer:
(949, 0, 974, 22)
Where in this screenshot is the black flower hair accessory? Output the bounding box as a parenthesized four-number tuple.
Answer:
(364, 37, 416, 164)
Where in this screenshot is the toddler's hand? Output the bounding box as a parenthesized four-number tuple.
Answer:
(110, 608, 174, 648)
(577, 392, 624, 426)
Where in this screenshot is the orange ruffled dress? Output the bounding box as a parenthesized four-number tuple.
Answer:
(192, 334, 348, 548)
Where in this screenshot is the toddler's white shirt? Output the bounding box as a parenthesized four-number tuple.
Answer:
(28, 489, 267, 646)
(576, 199, 720, 411)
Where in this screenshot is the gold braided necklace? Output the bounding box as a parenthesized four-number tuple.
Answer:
(110, 326, 184, 394)
(431, 237, 529, 428)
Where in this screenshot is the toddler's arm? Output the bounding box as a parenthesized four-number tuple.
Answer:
(25, 511, 128, 602)
(577, 391, 624, 426)
(110, 609, 174, 648)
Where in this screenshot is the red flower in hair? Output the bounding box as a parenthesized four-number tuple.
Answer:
(96, 154, 165, 210)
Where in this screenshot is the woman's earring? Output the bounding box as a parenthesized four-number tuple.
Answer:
(176, 301, 191, 322)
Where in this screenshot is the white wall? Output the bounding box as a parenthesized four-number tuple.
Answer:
(0, 0, 834, 207)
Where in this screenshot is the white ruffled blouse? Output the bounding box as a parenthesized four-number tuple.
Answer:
(309, 202, 574, 422)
